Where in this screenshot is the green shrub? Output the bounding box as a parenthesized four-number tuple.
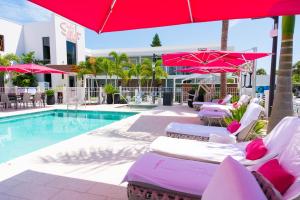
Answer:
(224, 104, 247, 125)
(45, 89, 55, 96)
(231, 95, 239, 103)
(224, 104, 266, 139)
(104, 84, 118, 94)
(12, 73, 37, 87)
(246, 120, 267, 141)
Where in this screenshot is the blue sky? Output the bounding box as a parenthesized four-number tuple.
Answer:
(0, 0, 299, 73)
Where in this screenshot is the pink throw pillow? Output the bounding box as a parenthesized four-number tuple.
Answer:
(217, 99, 224, 104)
(226, 120, 241, 134)
(246, 138, 268, 160)
(232, 102, 240, 109)
(258, 159, 295, 195)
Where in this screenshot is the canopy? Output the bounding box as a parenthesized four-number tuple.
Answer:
(0, 64, 67, 74)
(28, 0, 300, 33)
(162, 49, 271, 68)
(176, 66, 240, 74)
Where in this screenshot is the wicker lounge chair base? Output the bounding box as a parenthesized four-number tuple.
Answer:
(127, 182, 200, 200)
(166, 132, 209, 142)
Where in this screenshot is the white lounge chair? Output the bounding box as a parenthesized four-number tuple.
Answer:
(199, 94, 250, 113)
(124, 121, 300, 200)
(166, 102, 263, 142)
(198, 95, 251, 126)
(192, 94, 232, 110)
(151, 117, 300, 165)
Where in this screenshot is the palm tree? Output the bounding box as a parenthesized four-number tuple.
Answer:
(78, 57, 103, 87)
(109, 51, 128, 86)
(20, 51, 35, 64)
(100, 58, 114, 84)
(220, 20, 229, 98)
(0, 53, 19, 66)
(129, 63, 143, 90)
(140, 58, 153, 91)
(154, 60, 168, 85)
(140, 58, 167, 91)
(268, 16, 296, 132)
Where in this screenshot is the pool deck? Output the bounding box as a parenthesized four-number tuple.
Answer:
(0, 104, 201, 200)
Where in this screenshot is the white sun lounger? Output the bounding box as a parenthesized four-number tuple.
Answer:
(198, 95, 251, 126)
(192, 94, 232, 109)
(200, 94, 250, 113)
(166, 102, 264, 142)
(151, 117, 300, 165)
(125, 120, 300, 200)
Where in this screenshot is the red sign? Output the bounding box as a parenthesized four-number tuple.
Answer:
(60, 22, 81, 43)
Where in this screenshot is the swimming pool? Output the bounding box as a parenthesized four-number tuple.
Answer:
(0, 110, 136, 163)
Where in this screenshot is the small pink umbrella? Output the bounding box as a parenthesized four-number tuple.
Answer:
(0, 63, 67, 74)
(162, 49, 271, 68)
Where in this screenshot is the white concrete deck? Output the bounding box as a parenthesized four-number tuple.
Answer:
(0, 104, 201, 200)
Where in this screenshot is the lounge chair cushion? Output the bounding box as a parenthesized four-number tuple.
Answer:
(246, 138, 268, 160)
(150, 136, 245, 163)
(150, 136, 276, 166)
(198, 109, 230, 118)
(200, 104, 232, 114)
(166, 122, 229, 138)
(202, 156, 267, 200)
(123, 152, 217, 196)
(226, 120, 241, 134)
(257, 159, 295, 195)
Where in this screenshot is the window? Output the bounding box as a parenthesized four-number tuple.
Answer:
(66, 41, 77, 65)
(42, 37, 51, 64)
(0, 35, 4, 51)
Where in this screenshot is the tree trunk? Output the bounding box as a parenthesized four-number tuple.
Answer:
(220, 20, 229, 98)
(105, 74, 108, 84)
(268, 16, 295, 132)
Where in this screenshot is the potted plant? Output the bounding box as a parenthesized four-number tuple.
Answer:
(104, 84, 117, 104)
(45, 89, 55, 105)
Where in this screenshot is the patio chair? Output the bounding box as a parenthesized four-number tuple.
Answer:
(33, 93, 44, 107)
(151, 117, 300, 165)
(1, 93, 13, 109)
(165, 102, 264, 142)
(124, 128, 300, 200)
(18, 93, 32, 108)
(192, 94, 232, 110)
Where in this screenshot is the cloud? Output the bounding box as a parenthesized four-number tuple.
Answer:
(0, 0, 51, 23)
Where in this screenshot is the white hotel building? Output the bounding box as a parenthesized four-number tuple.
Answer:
(0, 14, 224, 89)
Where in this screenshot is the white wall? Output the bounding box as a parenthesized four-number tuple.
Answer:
(23, 21, 55, 62)
(53, 15, 85, 65)
(0, 18, 24, 56)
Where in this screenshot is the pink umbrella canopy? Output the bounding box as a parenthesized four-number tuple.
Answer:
(0, 64, 67, 74)
(162, 49, 271, 67)
(28, 0, 300, 33)
(176, 66, 241, 74)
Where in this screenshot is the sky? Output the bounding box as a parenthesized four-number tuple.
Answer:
(0, 0, 299, 73)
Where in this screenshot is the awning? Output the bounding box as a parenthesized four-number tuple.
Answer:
(28, 0, 300, 33)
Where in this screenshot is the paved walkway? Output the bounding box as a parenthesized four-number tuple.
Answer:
(0, 104, 201, 200)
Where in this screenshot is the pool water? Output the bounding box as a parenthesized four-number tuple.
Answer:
(0, 110, 136, 163)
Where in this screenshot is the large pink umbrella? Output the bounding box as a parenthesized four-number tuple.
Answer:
(162, 49, 271, 68)
(176, 66, 241, 74)
(0, 64, 67, 74)
(29, 0, 300, 33)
